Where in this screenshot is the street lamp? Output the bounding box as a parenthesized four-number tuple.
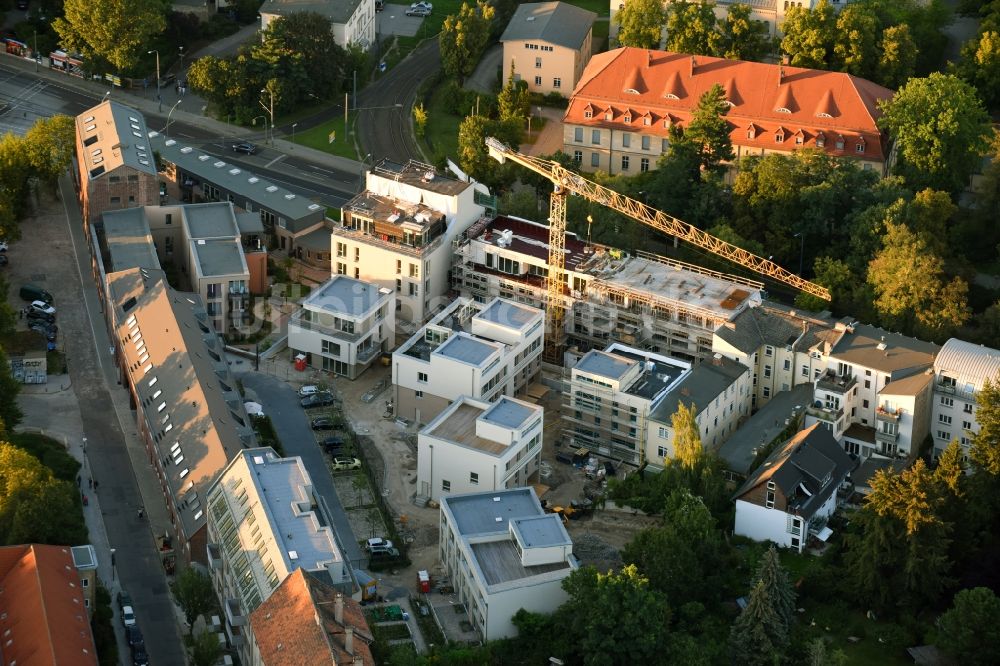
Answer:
(291, 122, 298, 145)
(164, 99, 182, 136)
(259, 88, 274, 145)
(148, 49, 161, 113)
(793, 232, 805, 276)
(251, 115, 267, 143)
(178, 45, 185, 71)
(110, 548, 116, 582)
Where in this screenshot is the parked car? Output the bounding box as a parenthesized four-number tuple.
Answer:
(232, 142, 257, 155)
(0, 254, 7, 267)
(375, 0, 384, 10)
(27, 310, 55, 323)
(331, 457, 361, 471)
(29, 322, 57, 341)
(406, 6, 431, 16)
(20, 284, 53, 303)
(555, 451, 574, 465)
(121, 604, 136, 627)
(117, 590, 132, 611)
(410, 1, 432, 8)
(30, 300, 56, 315)
(15, 0, 27, 11)
(125, 624, 144, 647)
(301, 392, 336, 408)
(366, 537, 394, 551)
(369, 545, 400, 558)
(298, 385, 320, 397)
(0, 239, 7, 251)
(131, 642, 149, 666)
(311, 417, 337, 430)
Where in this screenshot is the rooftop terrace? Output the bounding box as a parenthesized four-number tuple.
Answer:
(370, 158, 469, 197)
(304, 276, 386, 318)
(471, 540, 570, 586)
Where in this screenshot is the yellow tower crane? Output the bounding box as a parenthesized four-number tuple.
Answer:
(485, 137, 831, 359)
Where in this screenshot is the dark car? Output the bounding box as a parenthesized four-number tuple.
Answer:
(131, 642, 149, 666)
(27, 310, 55, 324)
(232, 142, 257, 155)
(126, 624, 144, 647)
(29, 322, 56, 341)
(0, 254, 7, 267)
(311, 417, 337, 430)
(555, 451, 574, 465)
(117, 590, 132, 611)
(16, 0, 28, 10)
(301, 392, 336, 408)
(320, 435, 345, 452)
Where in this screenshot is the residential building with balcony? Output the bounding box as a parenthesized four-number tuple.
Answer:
(393, 297, 545, 425)
(103, 267, 256, 564)
(288, 276, 396, 379)
(336, 159, 485, 324)
(718, 384, 813, 481)
(0, 544, 99, 666)
(931, 338, 1000, 458)
(74, 100, 160, 228)
(452, 215, 761, 362)
(563, 47, 892, 177)
(645, 353, 752, 469)
(248, 569, 374, 666)
(439, 488, 578, 640)
(417, 395, 543, 501)
(207, 448, 346, 663)
(564, 343, 689, 466)
(733, 423, 856, 553)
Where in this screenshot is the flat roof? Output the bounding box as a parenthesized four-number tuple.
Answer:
(717, 383, 813, 476)
(435, 333, 499, 366)
(261, 0, 365, 26)
(371, 158, 469, 196)
(427, 401, 508, 455)
(343, 191, 446, 231)
(184, 202, 239, 238)
(575, 350, 635, 381)
(476, 298, 541, 331)
(470, 539, 570, 586)
(236, 211, 265, 236)
(481, 397, 538, 430)
(102, 207, 162, 272)
(511, 514, 571, 549)
(191, 238, 247, 278)
(305, 276, 385, 317)
(443, 488, 545, 536)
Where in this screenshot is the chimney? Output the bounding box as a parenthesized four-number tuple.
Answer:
(778, 65, 784, 85)
(345, 626, 354, 655)
(690, 55, 696, 76)
(335, 593, 344, 624)
(647, 50, 652, 67)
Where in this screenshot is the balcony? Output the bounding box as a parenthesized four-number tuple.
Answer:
(807, 403, 843, 422)
(206, 543, 221, 570)
(356, 344, 380, 364)
(875, 406, 902, 423)
(224, 597, 246, 628)
(875, 427, 899, 445)
(289, 311, 363, 342)
(333, 222, 444, 258)
(817, 371, 857, 393)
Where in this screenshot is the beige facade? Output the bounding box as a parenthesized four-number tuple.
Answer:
(501, 1, 596, 97)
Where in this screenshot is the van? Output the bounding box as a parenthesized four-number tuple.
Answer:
(20, 284, 53, 303)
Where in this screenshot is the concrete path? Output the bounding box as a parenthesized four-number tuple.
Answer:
(524, 106, 566, 157)
(464, 44, 502, 95)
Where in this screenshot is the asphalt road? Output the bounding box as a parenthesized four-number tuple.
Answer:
(357, 39, 442, 164)
(238, 373, 366, 571)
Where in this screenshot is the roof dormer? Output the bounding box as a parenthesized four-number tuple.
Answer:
(774, 126, 786, 143)
(641, 110, 653, 126)
(583, 103, 594, 119)
(815, 131, 826, 148)
(623, 108, 633, 124)
(662, 71, 685, 100)
(721, 78, 741, 107)
(794, 129, 806, 145)
(604, 106, 614, 121)
(814, 89, 837, 118)
(623, 67, 646, 95)
(774, 85, 797, 114)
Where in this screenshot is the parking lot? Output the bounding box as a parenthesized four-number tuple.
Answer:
(377, 4, 429, 37)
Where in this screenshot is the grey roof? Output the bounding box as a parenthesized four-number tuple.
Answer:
(500, 1, 597, 50)
(260, 0, 364, 27)
(511, 515, 571, 549)
(235, 212, 266, 236)
(854, 457, 907, 490)
(575, 350, 635, 381)
(295, 225, 333, 250)
(184, 202, 240, 239)
(881, 371, 933, 397)
(476, 298, 542, 331)
(191, 239, 248, 278)
(481, 397, 538, 430)
(649, 356, 748, 424)
(102, 208, 162, 272)
(77, 100, 156, 178)
(718, 383, 813, 476)
(305, 276, 384, 317)
(470, 539, 570, 586)
(148, 132, 326, 229)
(934, 338, 1000, 392)
(443, 488, 545, 536)
(603, 345, 689, 401)
(436, 333, 499, 366)
(714, 304, 835, 355)
(70, 545, 98, 570)
(830, 323, 938, 374)
(735, 424, 856, 520)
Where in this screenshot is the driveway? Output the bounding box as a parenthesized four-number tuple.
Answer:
(464, 44, 501, 95)
(238, 373, 365, 570)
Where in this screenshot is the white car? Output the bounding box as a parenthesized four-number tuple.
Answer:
(30, 300, 56, 315)
(0, 239, 7, 252)
(366, 537, 394, 551)
(121, 605, 136, 627)
(298, 385, 319, 397)
(410, 1, 432, 8)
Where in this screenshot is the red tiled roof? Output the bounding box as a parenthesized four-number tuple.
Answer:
(477, 215, 595, 271)
(0, 544, 99, 666)
(250, 569, 374, 666)
(565, 47, 894, 161)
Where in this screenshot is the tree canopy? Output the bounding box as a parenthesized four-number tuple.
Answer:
(671, 402, 703, 469)
(937, 587, 1000, 665)
(615, 0, 665, 49)
(440, 1, 495, 82)
(722, 3, 771, 61)
(54, 0, 166, 73)
(666, 1, 723, 56)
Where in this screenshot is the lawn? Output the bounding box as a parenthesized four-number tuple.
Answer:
(292, 115, 359, 161)
(564, 0, 612, 16)
(422, 85, 462, 165)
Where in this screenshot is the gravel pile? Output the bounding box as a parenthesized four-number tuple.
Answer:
(572, 533, 623, 570)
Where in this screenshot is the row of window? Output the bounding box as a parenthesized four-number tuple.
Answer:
(572, 127, 667, 152)
(528, 75, 560, 87)
(939, 395, 975, 413)
(571, 151, 650, 172)
(523, 43, 553, 52)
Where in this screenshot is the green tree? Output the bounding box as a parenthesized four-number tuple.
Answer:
(833, 3, 879, 77)
(971, 376, 1000, 476)
(867, 221, 970, 340)
(412, 103, 428, 138)
(729, 580, 788, 666)
(190, 628, 224, 666)
(497, 62, 530, 123)
(795, 256, 856, 313)
(261, 12, 347, 101)
(0, 347, 22, 430)
(937, 587, 1000, 665)
(806, 638, 849, 666)
(754, 546, 795, 630)
(22, 115, 76, 186)
(457, 115, 519, 191)
(54, 0, 166, 73)
(615, 0, 665, 49)
(0, 441, 85, 546)
(935, 439, 967, 498)
(557, 565, 670, 666)
(780, 0, 836, 69)
(173, 568, 216, 632)
(878, 24, 918, 89)
(667, 1, 724, 57)
(957, 30, 1000, 110)
(878, 72, 992, 193)
(722, 3, 771, 61)
(683, 83, 734, 174)
(671, 402, 703, 469)
(439, 1, 495, 82)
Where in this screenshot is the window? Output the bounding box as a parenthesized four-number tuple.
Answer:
(940, 396, 953, 407)
(110, 196, 121, 204)
(336, 262, 346, 275)
(856, 142, 865, 153)
(553, 78, 561, 88)
(937, 430, 951, 440)
(963, 420, 973, 430)
(470, 472, 479, 485)
(765, 345, 773, 357)
(409, 282, 419, 296)
(396, 259, 402, 274)
(940, 414, 952, 425)
(657, 446, 668, 458)
(354, 268, 360, 279)
(165, 214, 172, 225)
(783, 359, 791, 371)
(775, 132, 784, 143)
(355, 247, 360, 261)
(591, 152, 600, 167)
(409, 263, 419, 278)
(621, 155, 630, 170)
(836, 138, 845, 150)
(336, 242, 346, 257)
(795, 134, 804, 144)
(622, 133, 630, 148)
(801, 365, 809, 377)
(864, 380, 871, 389)
(574, 127, 583, 142)
(322, 340, 341, 356)
(573, 150, 582, 163)
(535, 57, 542, 68)
(863, 399, 869, 408)
(442, 480, 451, 492)
(415, 390, 423, 398)
(591, 129, 601, 145)
(641, 135, 650, 150)
(661, 138, 669, 152)
(418, 372, 428, 383)
(964, 403, 974, 414)
(395, 278, 401, 292)
(763, 365, 772, 378)
(640, 157, 649, 172)
(762, 386, 771, 398)
(584, 108, 593, 119)
(534, 76, 542, 86)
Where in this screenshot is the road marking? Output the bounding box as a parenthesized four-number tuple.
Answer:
(265, 154, 287, 168)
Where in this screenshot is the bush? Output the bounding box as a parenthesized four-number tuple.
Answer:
(528, 91, 569, 109)
(10, 432, 80, 483)
(441, 79, 497, 117)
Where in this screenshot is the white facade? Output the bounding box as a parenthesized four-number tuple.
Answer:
(439, 488, 577, 640)
(261, 0, 375, 49)
(417, 396, 543, 500)
(288, 276, 395, 380)
(931, 338, 1000, 458)
(337, 160, 485, 324)
(734, 491, 838, 553)
(393, 297, 545, 426)
(206, 448, 344, 662)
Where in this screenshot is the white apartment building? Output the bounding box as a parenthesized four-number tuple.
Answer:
(337, 160, 485, 324)
(417, 396, 543, 501)
(439, 488, 578, 640)
(931, 338, 1000, 458)
(288, 276, 395, 379)
(645, 354, 752, 468)
(452, 215, 761, 361)
(206, 448, 345, 662)
(564, 343, 690, 466)
(260, 0, 375, 49)
(392, 297, 545, 425)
